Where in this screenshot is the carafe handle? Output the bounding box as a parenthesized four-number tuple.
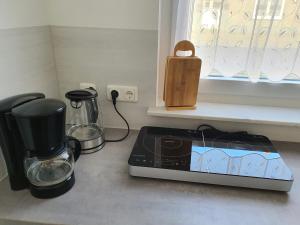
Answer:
(66, 136, 81, 161)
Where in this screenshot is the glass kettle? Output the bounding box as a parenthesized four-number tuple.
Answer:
(65, 88, 105, 153)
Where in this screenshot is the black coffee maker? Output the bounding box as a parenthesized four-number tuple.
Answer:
(0, 93, 81, 198)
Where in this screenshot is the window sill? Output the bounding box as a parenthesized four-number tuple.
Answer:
(202, 76, 300, 84)
(147, 102, 300, 127)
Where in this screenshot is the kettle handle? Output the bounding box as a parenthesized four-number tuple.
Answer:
(86, 87, 99, 123)
(66, 136, 81, 161)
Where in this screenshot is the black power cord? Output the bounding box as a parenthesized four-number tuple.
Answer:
(105, 90, 130, 142)
(81, 90, 130, 154)
(196, 124, 271, 144)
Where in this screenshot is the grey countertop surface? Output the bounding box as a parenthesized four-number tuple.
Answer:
(0, 128, 300, 225)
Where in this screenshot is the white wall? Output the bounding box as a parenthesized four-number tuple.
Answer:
(46, 0, 158, 30)
(0, 0, 48, 29)
(0, 1, 60, 180)
(0, 0, 159, 30)
(0, 27, 60, 100)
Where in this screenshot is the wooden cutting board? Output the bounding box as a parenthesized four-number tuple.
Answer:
(164, 40, 201, 110)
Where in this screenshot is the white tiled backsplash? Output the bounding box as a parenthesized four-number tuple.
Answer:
(0, 148, 7, 181)
(0, 26, 60, 181)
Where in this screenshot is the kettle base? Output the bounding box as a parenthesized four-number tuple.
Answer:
(81, 141, 105, 154)
(80, 134, 105, 154)
(30, 173, 75, 199)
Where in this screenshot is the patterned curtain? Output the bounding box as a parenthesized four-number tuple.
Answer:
(174, 0, 300, 82)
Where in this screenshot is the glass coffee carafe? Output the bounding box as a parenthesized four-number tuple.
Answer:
(24, 138, 80, 188)
(65, 88, 105, 153)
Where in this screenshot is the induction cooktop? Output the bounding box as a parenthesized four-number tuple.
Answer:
(128, 126, 294, 191)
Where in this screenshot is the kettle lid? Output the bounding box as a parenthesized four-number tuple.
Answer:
(65, 88, 97, 101)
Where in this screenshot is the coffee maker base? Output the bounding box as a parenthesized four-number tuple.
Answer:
(30, 173, 75, 199)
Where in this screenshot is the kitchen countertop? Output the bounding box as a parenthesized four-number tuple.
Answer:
(0, 128, 300, 225)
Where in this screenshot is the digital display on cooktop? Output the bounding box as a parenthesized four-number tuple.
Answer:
(129, 127, 293, 181)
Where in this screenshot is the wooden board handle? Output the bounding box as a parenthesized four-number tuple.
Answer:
(173, 40, 195, 57)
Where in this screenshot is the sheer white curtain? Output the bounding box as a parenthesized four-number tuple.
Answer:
(172, 0, 300, 82)
(171, 0, 195, 48)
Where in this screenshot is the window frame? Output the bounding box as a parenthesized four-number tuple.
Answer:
(156, 0, 300, 108)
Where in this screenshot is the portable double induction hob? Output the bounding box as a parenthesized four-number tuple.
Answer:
(128, 126, 294, 192)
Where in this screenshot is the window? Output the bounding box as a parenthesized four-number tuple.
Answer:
(254, 0, 285, 20)
(201, 0, 222, 28)
(174, 0, 300, 82)
(156, 0, 300, 107)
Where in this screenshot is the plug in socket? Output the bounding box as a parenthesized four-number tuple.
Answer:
(107, 85, 138, 102)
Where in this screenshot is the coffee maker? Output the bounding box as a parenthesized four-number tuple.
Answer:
(0, 93, 81, 198)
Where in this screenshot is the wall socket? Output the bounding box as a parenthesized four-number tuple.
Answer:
(80, 82, 97, 90)
(107, 85, 138, 102)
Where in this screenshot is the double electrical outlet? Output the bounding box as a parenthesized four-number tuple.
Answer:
(80, 83, 138, 103)
(106, 85, 138, 102)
